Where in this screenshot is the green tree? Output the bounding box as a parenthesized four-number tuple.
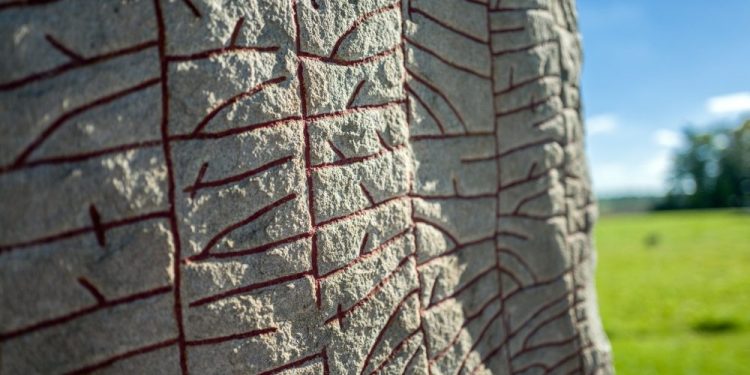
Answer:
(659, 119, 750, 209)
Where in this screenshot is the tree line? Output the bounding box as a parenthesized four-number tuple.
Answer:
(657, 119, 750, 210)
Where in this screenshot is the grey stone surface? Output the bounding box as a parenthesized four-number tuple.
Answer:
(0, 0, 612, 373)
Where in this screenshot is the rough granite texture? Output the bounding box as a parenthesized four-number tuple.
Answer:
(0, 0, 612, 374)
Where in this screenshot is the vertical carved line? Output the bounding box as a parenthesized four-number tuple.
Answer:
(153, 0, 189, 372)
(486, 2, 515, 373)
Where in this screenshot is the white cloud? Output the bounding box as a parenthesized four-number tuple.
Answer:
(645, 151, 671, 179)
(653, 129, 682, 149)
(587, 114, 618, 135)
(591, 158, 669, 196)
(707, 92, 750, 115)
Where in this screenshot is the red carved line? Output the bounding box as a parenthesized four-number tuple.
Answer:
(317, 194, 408, 228)
(10, 78, 160, 167)
(152, 1, 188, 372)
(403, 36, 491, 80)
(512, 189, 550, 214)
(0, 40, 158, 91)
(416, 235, 495, 268)
(324, 254, 413, 325)
(89, 204, 106, 247)
(77, 277, 106, 304)
(531, 113, 562, 129)
(491, 26, 525, 34)
(398, 2, 414, 187)
(464, 291, 502, 323)
(498, 162, 562, 191)
(166, 45, 280, 62)
(367, 325, 421, 375)
(291, 1, 324, 308)
(497, 265, 524, 287)
(184, 155, 293, 197)
(360, 289, 420, 375)
(400, 346, 423, 375)
(63, 338, 179, 375)
(0, 286, 171, 341)
(427, 271, 442, 308)
(494, 93, 559, 118)
(185, 327, 277, 346)
(229, 17, 245, 47)
(411, 217, 460, 246)
(486, 1, 514, 373)
(313, 143, 405, 170)
(508, 344, 591, 375)
(186, 163, 208, 199)
(496, 230, 528, 241)
(514, 335, 581, 362)
(180, 0, 201, 18)
(0, 210, 169, 253)
(406, 68, 469, 133)
(191, 76, 287, 135)
(454, 306, 506, 372)
(291, 0, 302, 52)
(409, 192, 496, 200)
(328, 140, 346, 160)
(489, 7, 549, 14)
(188, 232, 312, 262)
(258, 351, 324, 375)
(376, 132, 394, 152)
(496, 212, 565, 221)
(360, 183, 377, 205)
(175, 115, 302, 141)
(462, 138, 558, 163)
(329, 1, 400, 59)
(45, 34, 84, 61)
(409, 8, 488, 44)
(322, 348, 331, 375)
(320, 227, 412, 279)
(429, 293, 503, 363)
(1, 139, 162, 174)
(297, 60, 321, 306)
(497, 138, 561, 159)
(502, 267, 572, 302)
(300, 44, 401, 66)
(347, 80, 366, 109)
(406, 84, 445, 134)
(197, 193, 297, 256)
(189, 270, 311, 308)
(518, 308, 572, 352)
(491, 39, 558, 57)
(410, 131, 494, 141)
(505, 292, 572, 343)
(464, 0, 486, 6)
(359, 232, 370, 256)
(307, 99, 407, 122)
(493, 74, 561, 96)
(0, 0, 60, 11)
(497, 248, 537, 282)
(427, 266, 497, 308)
(503, 296, 574, 367)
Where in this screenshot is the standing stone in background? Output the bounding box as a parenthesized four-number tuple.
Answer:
(0, 0, 612, 373)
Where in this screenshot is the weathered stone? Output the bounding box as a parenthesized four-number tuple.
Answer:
(0, 0, 611, 373)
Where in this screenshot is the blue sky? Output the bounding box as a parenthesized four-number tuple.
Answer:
(578, 0, 750, 196)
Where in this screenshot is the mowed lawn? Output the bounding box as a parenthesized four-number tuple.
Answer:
(594, 209, 750, 374)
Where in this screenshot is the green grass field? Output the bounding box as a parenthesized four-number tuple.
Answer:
(595, 209, 750, 374)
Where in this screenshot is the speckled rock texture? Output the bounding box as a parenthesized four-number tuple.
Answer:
(0, 0, 612, 373)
